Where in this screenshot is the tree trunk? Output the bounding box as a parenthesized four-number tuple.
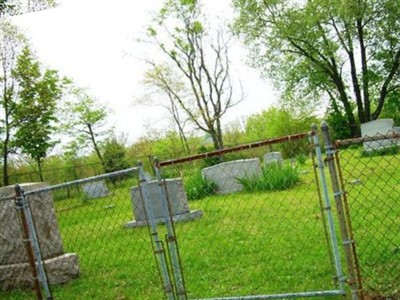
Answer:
(332, 71, 360, 137)
(87, 123, 105, 170)
(2, 140, 9, 186)
(37, 157, 44, 182)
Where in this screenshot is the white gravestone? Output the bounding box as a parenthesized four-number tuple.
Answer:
(82, 180, 110, 199)
(361, 119, 396, 151)
(202, 158, 261, 194)
(126, 178, 202, 228)
(263, 152, 283, 165)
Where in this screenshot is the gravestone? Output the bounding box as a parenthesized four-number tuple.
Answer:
(361, 119, 396, 151)
(126, 178, 202, 228)
(263, 152, 283, 165)
(82, 180, 109, 199)
(0, 183, 79, 290)
(202, 158, 261, 194)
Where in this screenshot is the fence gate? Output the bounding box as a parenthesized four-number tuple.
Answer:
(331, 125, 400, 299)
(149, 128, 362, 300)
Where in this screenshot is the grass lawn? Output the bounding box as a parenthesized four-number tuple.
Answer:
(1, 147, 398, 299)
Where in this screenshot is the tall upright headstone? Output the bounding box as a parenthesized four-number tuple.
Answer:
(126, 178, 202, 228)
(0, 183, 79, 290)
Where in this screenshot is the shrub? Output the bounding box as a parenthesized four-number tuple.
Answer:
(184, 171, 217, 200)
(237, 162, 300, 192)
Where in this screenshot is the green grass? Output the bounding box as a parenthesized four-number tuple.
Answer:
(1, 149, 399, 299)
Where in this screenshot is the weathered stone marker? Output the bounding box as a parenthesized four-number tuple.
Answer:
(126, 178, 202, 228)
(0, 183, 79, 290)
(263, 152, 283, 165)
(361, 119, 397, 151)
(202, 158, 261, 194)
(82, 180, 110, 199)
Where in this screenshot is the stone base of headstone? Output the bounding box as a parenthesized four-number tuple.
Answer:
(0, 253, 79, 290)
(125, 210, 203, 228)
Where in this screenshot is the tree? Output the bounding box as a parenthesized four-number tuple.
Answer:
(233, 0, 400, 137)
(140, 63, 191, 155)
(245, 106, 319, 156)
(102, 135, 129, 174)
(0, 21, 26, 186)
(0, 0, 56, 17)
(145, 0, 242, 150)
(62, 87, 110, 170)
(13, 47, 65, 181)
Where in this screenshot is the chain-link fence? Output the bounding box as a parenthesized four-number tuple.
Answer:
(1, 163, 104, 188)
(334, 132, 400, 299)
(0, 166, 165, 300)
(154, 132, 349, 299)
(6, 127, 394, 300)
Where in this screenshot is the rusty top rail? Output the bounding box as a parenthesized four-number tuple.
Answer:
(335, 132, 400, 148)
(157, 132, 310, 167)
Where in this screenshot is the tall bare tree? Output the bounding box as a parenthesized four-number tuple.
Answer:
(145, 0, 242, 150)
(139, 63, 191, 155)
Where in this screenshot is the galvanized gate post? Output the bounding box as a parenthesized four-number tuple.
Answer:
(311, 125, 347, 295)
(154, 158, 187, 300)
(320, 122, 361, 300)
(137, 161, 175, 300)
(14, 184, 53, 300)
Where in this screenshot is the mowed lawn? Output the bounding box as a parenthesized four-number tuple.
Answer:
(1, 148, 399, 299)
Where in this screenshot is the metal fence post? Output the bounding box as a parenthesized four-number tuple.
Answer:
(15, 184, 53, 299)
(311, 125, 346, 295)
(154, 158, 187, 300)
(14, 185, 43, 300)
(320, 122, 361, 300)
(137, 161, 175, 300)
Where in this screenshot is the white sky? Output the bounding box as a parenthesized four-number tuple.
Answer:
(12, 0, 277, 144)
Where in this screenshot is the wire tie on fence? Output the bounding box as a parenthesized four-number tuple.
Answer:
(22, 238, 31, 243)
(326, 149, 337, 155)
(342, 239, 354, 245)
(324, 206, 331, 211)
(154, 249, 164, 254)
(177, 289, 187, 296)
(334, 191, 343, 197)
(166, 235, 176, 242)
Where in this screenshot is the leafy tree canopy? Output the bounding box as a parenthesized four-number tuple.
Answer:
(233, 0, 400, 137)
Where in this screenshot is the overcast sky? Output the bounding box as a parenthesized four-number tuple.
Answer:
(12, 0, 277, 144)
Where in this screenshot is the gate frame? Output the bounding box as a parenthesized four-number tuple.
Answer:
(153, 131, 355, 300)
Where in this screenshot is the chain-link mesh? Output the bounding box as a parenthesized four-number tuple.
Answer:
(0, 167, 164, 300)
(156, 133, 343, 299)
(335, 133, 400, 299)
